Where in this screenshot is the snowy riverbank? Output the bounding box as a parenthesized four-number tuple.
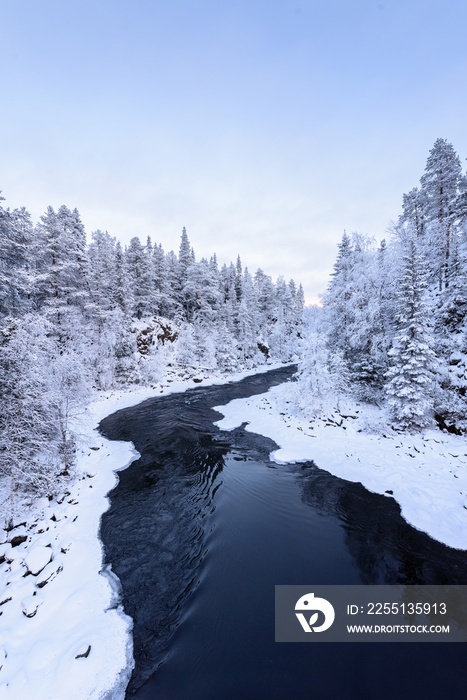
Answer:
(214, 382, 467, 551)
(0, 363, 287, 700)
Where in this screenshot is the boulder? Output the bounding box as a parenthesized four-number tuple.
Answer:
(24, 546, 52, 576)
(21, 594, 44, 618)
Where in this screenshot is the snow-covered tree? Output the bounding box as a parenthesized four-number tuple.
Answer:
(34, 205, 90, 337)
(295, 327, 332, 415)
(125, 236, 154, 319)
(0, 201, 34, 317)
(0, 317, 63, 511)
(385, 235, 438, 430)
(420, 138, 463, 290)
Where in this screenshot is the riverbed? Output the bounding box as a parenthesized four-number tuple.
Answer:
(99, 366, 467, 700)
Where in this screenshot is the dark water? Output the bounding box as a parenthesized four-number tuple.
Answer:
(99, 366, 467, 700)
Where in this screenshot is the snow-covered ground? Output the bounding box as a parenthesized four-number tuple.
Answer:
(214, 382, 467, 551)
(0, 362, 286, 700)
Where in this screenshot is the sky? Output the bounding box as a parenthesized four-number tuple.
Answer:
(1, 0, 467, 303)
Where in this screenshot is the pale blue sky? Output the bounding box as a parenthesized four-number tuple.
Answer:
(1, 0, 466, 302)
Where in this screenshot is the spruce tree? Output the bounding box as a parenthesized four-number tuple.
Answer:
(0, 202, 34, 317)
(420, 138, 462, 290)
(385, 235, 438, 430)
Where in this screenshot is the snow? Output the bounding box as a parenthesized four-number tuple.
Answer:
(0, 362, 287, 699)
(214, 382, 467, 551)
(0, 433, 136, 700)
(23, 547, 52, 576)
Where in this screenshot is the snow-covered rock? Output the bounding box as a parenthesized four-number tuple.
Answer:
(0, 543, 12, 560)
(5, 565, 27, 585)
(7, 525, 27, 543)
(21, 594, 44, 618)
(24, 546, 52, 575)
(36, 559, 63, 588)
(34, 520, 49, 534)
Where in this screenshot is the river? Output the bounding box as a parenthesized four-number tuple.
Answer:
(99, 365, 467, 700)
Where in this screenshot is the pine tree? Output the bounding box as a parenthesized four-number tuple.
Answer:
(153, 242, 171, 316)
(296, 329, 332, 415)
(0, 202, 34, 317)
(215, 322, 239, 372)
(165, 250, 183, 320)
(125, 236, 153, 319)
(114, 240, 131, 314)
(401, 187, 427, 240)
(235, 255, 243, 302)
(35, 205, 90, 335)
(254, 268, 276, 341)
(322, 231, 354, 354)
(385, 235, 438, 430)
(86, 229, 118, 329)
(328, 349, 351, 409)
(420, 138, 463, 290)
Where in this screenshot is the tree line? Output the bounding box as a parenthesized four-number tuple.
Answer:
(0, 199, 304, 504)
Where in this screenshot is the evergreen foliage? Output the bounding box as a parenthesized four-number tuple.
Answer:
(0, 195, 303, 501)
(384, 236, 438, 430)
(314, 137, 467, 431)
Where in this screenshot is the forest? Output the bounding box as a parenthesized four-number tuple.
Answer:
(1, 137, 467, 511)
(0, 205, 304, 504)
(298, 138, 467, 433)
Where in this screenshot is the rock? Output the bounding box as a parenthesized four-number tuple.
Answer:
(34, 520, 49, 534)
(0, 543, 12, 561)
(24, 546, 52, 575)
(7, 525, 27, 543)
(6, 521, 26, 531)
(36, 561, 63, 588)
(6, 565, 27, 585)
(75, 644, 91, 659)
(10, 534, 27, 548)
(9, 557, 26, 573)
(3, 544, 20, 564)
(21, 594, 44, 618)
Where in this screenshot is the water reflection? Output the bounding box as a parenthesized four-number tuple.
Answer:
(296, 464, 467, 585)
